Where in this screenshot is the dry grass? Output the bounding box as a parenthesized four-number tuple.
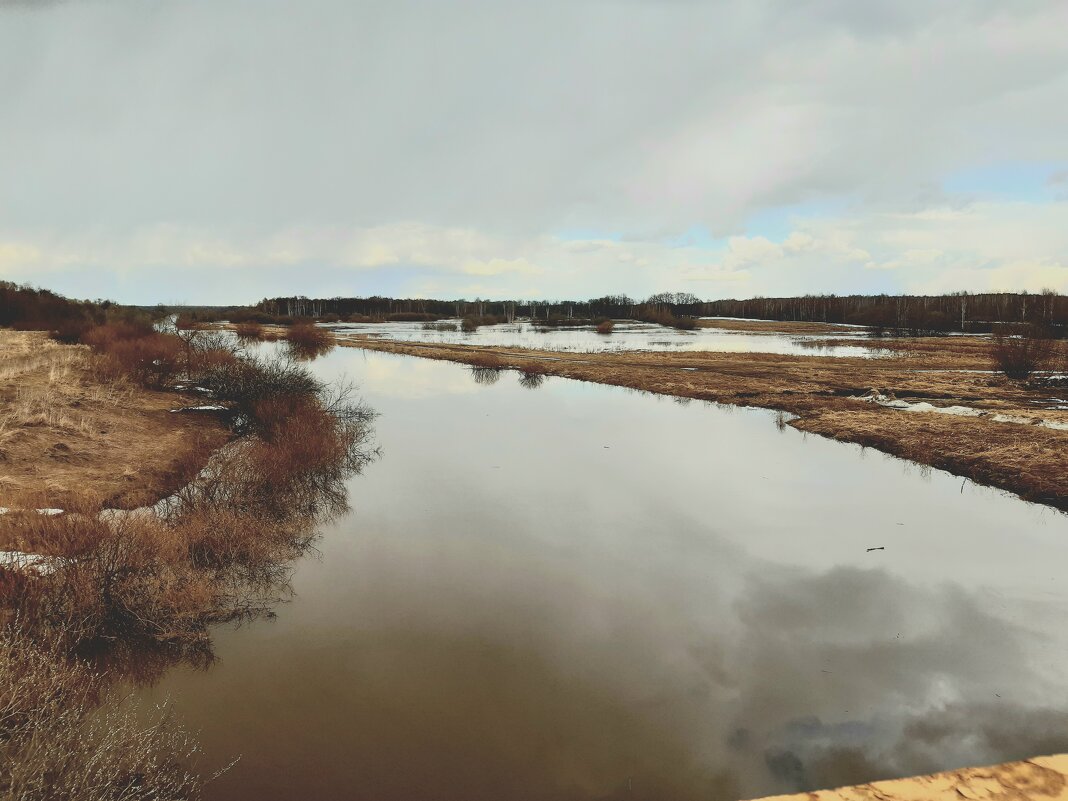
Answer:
(337, 333, 1068, 511)
(0, 330, 229, 509)
(0, 623, 205, 801)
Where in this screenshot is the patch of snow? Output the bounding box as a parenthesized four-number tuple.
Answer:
(0, 508, 65, 516)
(856, 390, 1068, 431)
(169, 405, 227, 412)
(0, 550, 62, 575)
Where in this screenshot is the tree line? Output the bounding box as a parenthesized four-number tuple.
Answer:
(253, 290, 1067, 334)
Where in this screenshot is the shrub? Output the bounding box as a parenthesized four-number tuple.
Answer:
(596, 320, 615, 335)
(0, 624, 205, 801)
(197, 354, 321, 422)
(460, 315, 506, 333)
(636, 308, 697, 330)
(992, 325, 1055, 380)
(233, 321, 265, 341)
(285, 323, 333, 358)
(82, 324, 183, 389)
(49, 319, 91, 344)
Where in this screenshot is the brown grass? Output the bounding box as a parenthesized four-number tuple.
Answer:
(335, 333, 1068, 511)
(0, 623, 206, 801)
(0, 331, 229, 510)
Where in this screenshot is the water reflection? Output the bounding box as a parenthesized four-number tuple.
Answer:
(326, 319, 887, 357)
(518, 370, 546, 389)
(139, 351, 1068, 800)
(470, 366, 502, 385)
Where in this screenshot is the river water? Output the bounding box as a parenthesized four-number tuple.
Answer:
(324, 319, 885, 358)
(138, 348, 1068, 800)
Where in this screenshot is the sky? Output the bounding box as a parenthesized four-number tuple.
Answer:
(1, 0, 1067, 305)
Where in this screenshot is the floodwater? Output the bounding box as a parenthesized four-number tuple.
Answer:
(324, 319, 886, 358)
(138, 349, 1068, 800)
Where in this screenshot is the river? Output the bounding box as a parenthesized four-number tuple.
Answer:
(136, 347, 1068, 800)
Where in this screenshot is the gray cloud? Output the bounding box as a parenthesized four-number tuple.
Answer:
(1, 0, 1066, 300)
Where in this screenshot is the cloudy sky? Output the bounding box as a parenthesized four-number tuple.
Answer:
(1, 0, 1067, 304)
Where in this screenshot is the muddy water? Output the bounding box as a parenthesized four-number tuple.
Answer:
(139, 350, 1068, 800)
(324, 319, 886, 357)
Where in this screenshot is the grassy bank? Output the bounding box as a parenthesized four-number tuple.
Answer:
(330, 332, 1068, 512)
(0, 330, 230, 510)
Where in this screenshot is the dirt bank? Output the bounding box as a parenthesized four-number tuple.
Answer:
(327, 330, 1068, 512)
(0, 330, 229, 509)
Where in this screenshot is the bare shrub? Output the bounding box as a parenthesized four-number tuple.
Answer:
(637, 307, 697, 330)
(285, 323, 333, 358)
(81, 323, 184, 388)
(596, 320, 615, 334)
(233, 321, 265, 341)
(459, 315, 504, 333)
(991, 325, 1055, 380)
(197, 354, 319, 413)
(0, 623, 205, 801)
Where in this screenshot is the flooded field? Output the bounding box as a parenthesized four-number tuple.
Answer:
(324, 319, 886, 357)
(133, 347, 1068, 801)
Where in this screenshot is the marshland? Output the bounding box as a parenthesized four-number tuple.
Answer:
(3, 280, 1068, 801)
(5, 4, 1068, 797)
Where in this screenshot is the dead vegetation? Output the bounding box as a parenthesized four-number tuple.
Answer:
(336, 333, 1068, 511)
(0, 331, 229, 509)
(0, 624, 205, 801)
(285, 323, 334, 359)
(0, 338, 376, 800)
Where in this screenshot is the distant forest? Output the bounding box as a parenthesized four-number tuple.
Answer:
(3, 282, 1066, 338)
(254, 290, 1068, 335)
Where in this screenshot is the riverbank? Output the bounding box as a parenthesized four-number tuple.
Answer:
(319, 329, 1068, 512)
(0, 330, 229, 510)
(749, 753, 1068, 800)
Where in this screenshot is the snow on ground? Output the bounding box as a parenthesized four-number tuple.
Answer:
(856, 391, 1068, 431)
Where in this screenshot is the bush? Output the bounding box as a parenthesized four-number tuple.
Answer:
(234, 321, 265, 341)
(636, 308, 697, 330)
(82, 324, 183, 388)
(460, 315, 505, 333)
(197, 354, 321, 421)
(992, 325, 1055, 380)
(0, 624, 205, 801)
(285, 323, 333, 358)
(596, 320, 615, 334)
